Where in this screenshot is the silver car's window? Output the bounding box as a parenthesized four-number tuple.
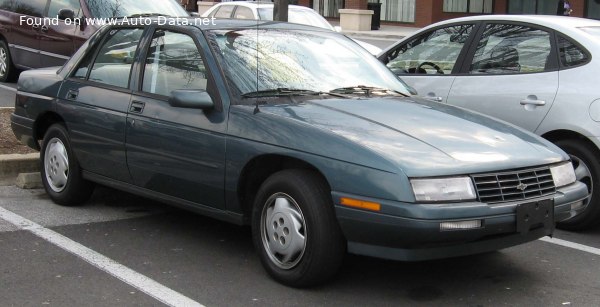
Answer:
(558, 35, 588, 67)
(257, 8, 335, 30)
(214, 5, 234, 18)
(84, 0, 187, 18)
(84, 28, 143, 88)
(210, 29, 410, 97)
(385, 24, 474, 75)
(142, 30, 207, 97)
(234, 6, 254, 19)
(470, 24, 551, 74)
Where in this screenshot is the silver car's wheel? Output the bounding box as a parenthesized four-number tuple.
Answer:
(260, 192, 307, 270)
(44, 138, 69, 192)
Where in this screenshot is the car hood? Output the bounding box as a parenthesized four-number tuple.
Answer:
(258, 97, 566, 177)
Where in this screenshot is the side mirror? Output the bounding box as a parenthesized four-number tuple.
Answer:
(189, 12, 200, 17)
(169, 89, 214, 110)
(58, 8, 75, 20)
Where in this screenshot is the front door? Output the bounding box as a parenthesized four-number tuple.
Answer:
(126, 28, 227, 209)
(39, 0, 83, 66)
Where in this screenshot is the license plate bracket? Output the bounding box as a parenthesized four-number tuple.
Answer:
(516, 199, 554, 234)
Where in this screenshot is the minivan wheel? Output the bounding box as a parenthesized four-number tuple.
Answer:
(0, 40, 16, 82)
(41, 124, 94, 206)
(251, 169, 346, 287)
(555, 139, 600, 230)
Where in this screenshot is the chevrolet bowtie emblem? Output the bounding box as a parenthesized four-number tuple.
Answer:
(516, 183, 528, 191)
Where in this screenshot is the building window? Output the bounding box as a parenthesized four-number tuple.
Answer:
(313, 0, 344, 18)
(507, 0, 556, 15)
(443, 0, 493, 13)
(586, 0, 600, 19)
(369, 0, 415, 23)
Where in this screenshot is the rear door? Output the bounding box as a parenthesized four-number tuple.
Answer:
(126, 27, 227, 209)
(380, 23, 477, 103)
(11, 0, 48, 68)
(58, 27, 144, 183)
(447, 22, 559, 132)
(39, 0, 82, 66)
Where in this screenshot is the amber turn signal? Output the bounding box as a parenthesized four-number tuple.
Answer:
(340, 197, 381, 212)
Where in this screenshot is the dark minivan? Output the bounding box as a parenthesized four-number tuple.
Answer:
(0, 0, 187, 81)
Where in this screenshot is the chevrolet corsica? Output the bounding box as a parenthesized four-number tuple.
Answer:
(10, 19, 588, 287)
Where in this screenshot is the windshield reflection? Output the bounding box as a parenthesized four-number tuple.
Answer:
(210, 29, 410, 98)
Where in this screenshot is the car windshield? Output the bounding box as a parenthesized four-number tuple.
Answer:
(84, 0, 188, 18)
(579, 26, 600, 39)
(257, 7, 335, 30)
(210, 28, 410, 99)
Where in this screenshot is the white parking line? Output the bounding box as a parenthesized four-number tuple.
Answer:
(0, 83, 17, 92)
(0, 206, 204, 307)
(540, 236, 600, 256)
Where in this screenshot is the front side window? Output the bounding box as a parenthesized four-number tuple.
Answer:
(385, 24, 474, 75)
(142, 30, 207, 97)
(214, 5, 234, 18)
(234, 6, 254, 19)
(15, 0, 47, 17)
(210, 29, 409, 98)
(76, 28, 143, 88)
(469, 24, 552, 74)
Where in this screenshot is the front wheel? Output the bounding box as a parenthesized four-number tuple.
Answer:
(555, 139, 600, 230)
(251, 169, 346, 287)
(0, 40, 16, 82)
(40, 124, 94, 206)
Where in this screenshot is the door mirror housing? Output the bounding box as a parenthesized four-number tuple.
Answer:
(58, 8, 75, 20)
(169, 89, 214, 110)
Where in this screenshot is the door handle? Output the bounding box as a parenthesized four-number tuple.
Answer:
(129, 101, 145, 113)
(66, 89, 79, 100)
(32, 24, 40, 30)
(424, 96, 443, 102)
(520, 99, 546, 106)
(41, 25, 49, 33)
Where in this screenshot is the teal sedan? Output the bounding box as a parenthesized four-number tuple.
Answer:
(11, 19, 588, 287)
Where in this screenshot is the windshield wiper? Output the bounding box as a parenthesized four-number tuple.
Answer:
(329, 85, 409, 97)
(241, 88, 349, 99)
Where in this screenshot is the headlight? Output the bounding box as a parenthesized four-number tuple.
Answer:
(550, 162, 576, 188)
(410, 177, 476, 202)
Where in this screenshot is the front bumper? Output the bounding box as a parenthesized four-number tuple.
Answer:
(333, 181, 588, 261)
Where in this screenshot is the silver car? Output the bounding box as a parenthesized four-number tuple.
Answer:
(379, 15, 600, 230)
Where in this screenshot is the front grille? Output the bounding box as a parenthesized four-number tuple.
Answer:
(472, 167, 556, 203)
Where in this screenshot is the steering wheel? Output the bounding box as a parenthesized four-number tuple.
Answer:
(416, 62, 444, 74)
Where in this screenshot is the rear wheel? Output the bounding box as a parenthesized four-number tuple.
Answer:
(41, 124, 94, 206)
(555, 139, 600, 230)
(251, 169, 346, 287)
(0, 40, 16, 82)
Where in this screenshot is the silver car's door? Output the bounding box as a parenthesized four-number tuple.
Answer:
(447, 23, 558, 132)
(381, 23, 478, 102)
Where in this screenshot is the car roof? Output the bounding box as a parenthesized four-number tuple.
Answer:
(426, 15, 600, 32)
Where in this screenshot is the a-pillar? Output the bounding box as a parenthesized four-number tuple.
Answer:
(339, 0, 373, 31)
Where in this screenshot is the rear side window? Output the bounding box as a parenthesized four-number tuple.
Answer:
(74, 28, 144, 88)
(47, 0, 82, 18)
(15, 0, 47, 17)
(558, 35, 588, 67)
(142, 30, 207, 97)
(234, 6, 253, 19)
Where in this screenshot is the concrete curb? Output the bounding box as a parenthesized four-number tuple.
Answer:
(0, 153, 40, 186)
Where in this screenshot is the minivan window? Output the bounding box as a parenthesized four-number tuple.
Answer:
(0, 0, 15, 11)
(84, 0, 187, 18)
(47, 0, 82, 18)
(15, 0, 47, 17)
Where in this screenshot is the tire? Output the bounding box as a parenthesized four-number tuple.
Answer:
(251, 169, 346, 287)
(555, 139, 600, 230)
(0, 40, 16, 82)
(40, 124, 94, 206)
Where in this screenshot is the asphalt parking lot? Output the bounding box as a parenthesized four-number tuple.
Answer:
(1, 34, 600, 304)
